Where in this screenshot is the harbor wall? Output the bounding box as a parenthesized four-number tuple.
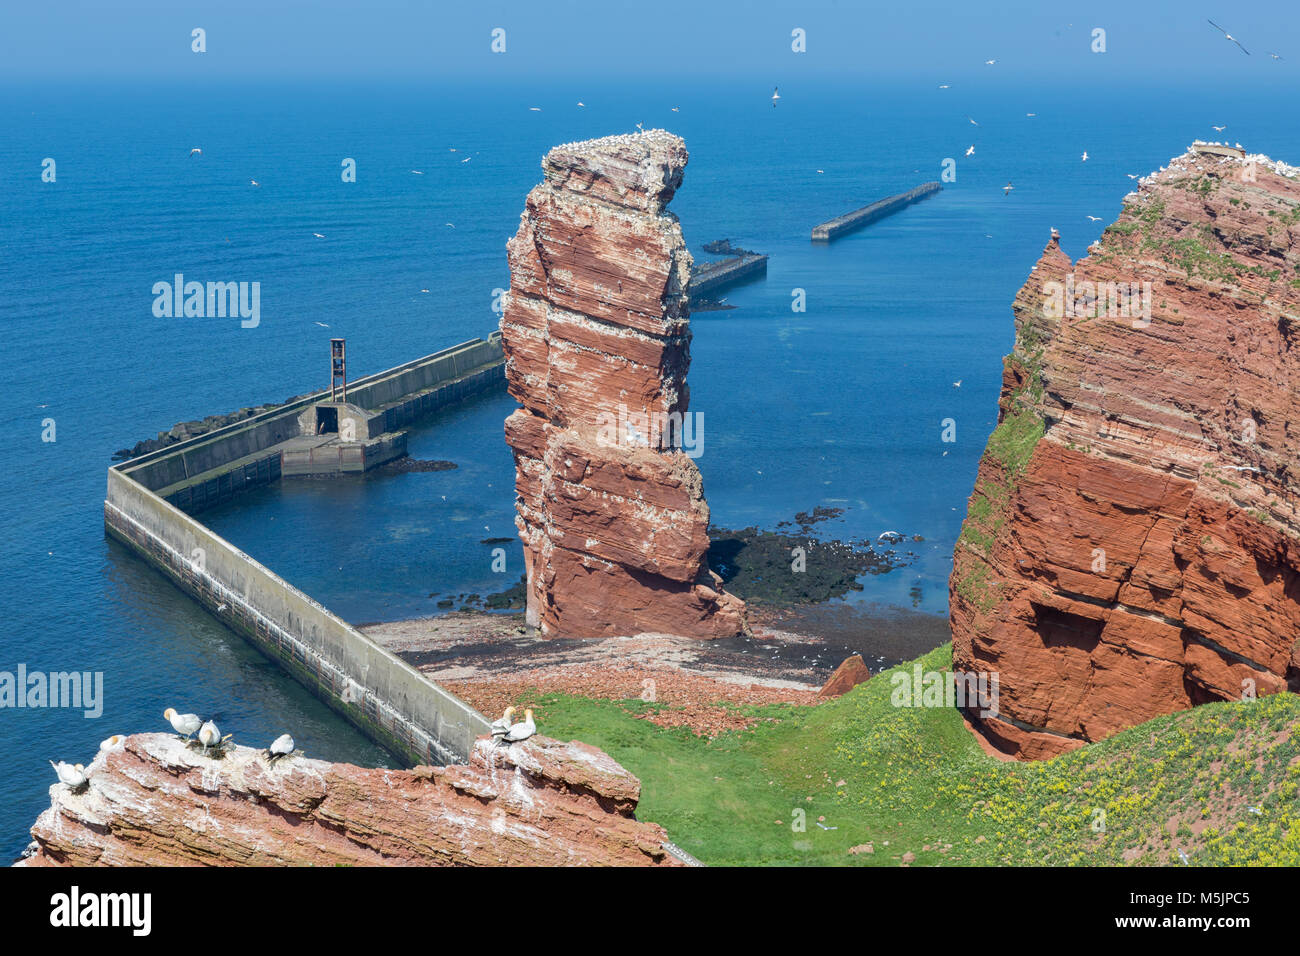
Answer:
(811, 182, 943, 241)
(104, 334, 508, 765)
(105, 467, 491, 765)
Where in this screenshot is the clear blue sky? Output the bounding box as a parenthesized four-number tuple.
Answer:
(1, 0, 1296, 82)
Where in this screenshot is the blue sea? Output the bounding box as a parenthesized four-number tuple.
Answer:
(2, 75, 1296, 859)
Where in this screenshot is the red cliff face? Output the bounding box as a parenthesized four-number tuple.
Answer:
(952, 146, 1300, 760)
(502, 132, 745, 639)
(20, 734, 680, 867)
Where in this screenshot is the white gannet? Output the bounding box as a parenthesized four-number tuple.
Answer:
(1003, 182, 1015, 195)
(313, 232, 325, 238)
(99, 734, 126, 752)
(250, 180, 260, 187)
(952, 380, 962, 388)
(1269, 52, 1282, 60)
(189, 147, 202, 157)
(968, 117, 978, 126)
(489, 706, 517, 740)
(50, 761, 87, 790)
(965, 145, 975, 156)
(164, 707, 202, 740)
(1081, 151, 1089, 162)
(984, 59, 996, 65)
(267, 734, 295, 762)
(315, 321, 329, 327)
(198, 720, 222, 754)
(577, 101, 586, 107)
(528, 106, 542, 111)
(1212, 125, 1226, 132)
(771, 86, 780, 107)
(1087, 215, 1102, 221)
(938, 84, 950, 89)
(1207, 19, 1249, 55)
(502, 708, 536, 744)
(410, 169, 424, 174)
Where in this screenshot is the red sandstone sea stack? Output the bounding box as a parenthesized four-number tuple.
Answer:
(952, 144, 1300, 760)
(501, 131, 745, 639)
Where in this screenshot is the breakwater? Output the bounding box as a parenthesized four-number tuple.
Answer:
(811, 182, 942, 242)
(690, 252, 768, 296)
(104, 335, 506, 764)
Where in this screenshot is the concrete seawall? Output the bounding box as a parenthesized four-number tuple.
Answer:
(811, 182, 943, 242)
(105, 337, 505, 765)
(690, 253, 768, 297)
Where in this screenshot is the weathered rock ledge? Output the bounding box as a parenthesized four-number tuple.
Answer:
(19, 733, 679, 867)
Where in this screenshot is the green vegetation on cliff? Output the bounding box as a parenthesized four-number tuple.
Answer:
(518, 644, 1300, 866)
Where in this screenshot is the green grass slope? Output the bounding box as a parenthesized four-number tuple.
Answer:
(525, 644, 1300, 866)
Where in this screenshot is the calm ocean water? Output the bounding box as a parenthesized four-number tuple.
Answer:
(2, 76, 1295, 858)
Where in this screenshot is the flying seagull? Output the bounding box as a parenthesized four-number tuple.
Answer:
(1081, 151, 1089, 162)
(163, 708, 202, 740)
(314, 321, 329, 327)
(528, 106, 542, 111)
(965, 145, 975, 156)
(984, 59, 996, 65)
(409, 169, 424, 175)
(249, 180, 260, 187)
(266, 734, 295, 762)
(1003, 182, 1015, 195)
(1208, 19, 1249, 54)
(968, 117, 979, 126)
(938, 84, 950, 89)
(577, 101, 586, 107)
(188, 147, 202, 157)
(1087, 215, 1102, 221)
(1269, 52, 1283, 60)
(1212, 125, 1227, 132)
(772, 86, 780, 107)
(313, 233, 325, 238)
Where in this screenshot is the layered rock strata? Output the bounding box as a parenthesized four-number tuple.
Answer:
(20, 733, 679, 867)
(952, 145, 1300, 759)
(501, 132, 745, 639)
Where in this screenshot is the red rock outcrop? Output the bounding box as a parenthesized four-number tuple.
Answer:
(20, 733, 680, 866)
(818, 654, 872, 697)
(952, 145, 1300, 760)
(501, 132, 745, 639)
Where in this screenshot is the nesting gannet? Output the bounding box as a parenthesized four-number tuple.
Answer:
(197, 720, 223, 754)
(164, 708, 202, 740)
(99, 734, 126, 752)
(502, 708, 536, 743)
(50, 761, 87, 789)
(489, 706, 517, 740)
(266, 734, 295, 762)
(1207, 19, 1249, 55)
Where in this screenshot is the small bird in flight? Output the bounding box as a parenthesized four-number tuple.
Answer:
(1212, 125, 1226, 132)
(528, 106, 542, 111)
(250, 179, 260, 187)
(313, 232, 325, 238)
(985, 59, 996, 65)
(1207, 19, 1249, 54)
(188, 147, 202, 157)
(968, 117, 979, 126)
(938, 84, 950, 89)
(410, 169, 424, 175)
(577, 101, 585, 107)
(315, 321, 330, 327)
(1003, 182, 1014, 195)
(1081, 151, 1089, 161)
(772, 86, 780, 107)
(1269, 52, 1283, 60)
(965, 145, 975, 156)
(1087, 215, 1102, 221)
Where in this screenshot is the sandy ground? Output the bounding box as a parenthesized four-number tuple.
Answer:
(361, 602, 948, 737)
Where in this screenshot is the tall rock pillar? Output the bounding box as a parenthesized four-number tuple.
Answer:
(501, 131, 745, 639)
